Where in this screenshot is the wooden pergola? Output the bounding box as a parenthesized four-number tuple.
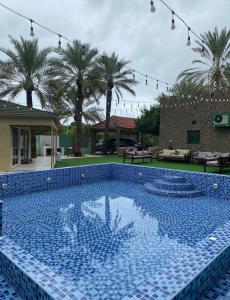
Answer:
(91, 116, 139, 153)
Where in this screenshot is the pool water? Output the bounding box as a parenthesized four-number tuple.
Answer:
(3, 180, 230, 299)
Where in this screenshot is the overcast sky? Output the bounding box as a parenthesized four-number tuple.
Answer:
(0, 0, 229, 118)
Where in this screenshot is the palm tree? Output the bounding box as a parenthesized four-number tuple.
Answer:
(0, 36, 51, 108)
(177, 27, 230, 91)
(48, 41, 99, 156)
(46, 84, 103, 124)
(171, 80, 208, 99)
(96, 53, 137, 154)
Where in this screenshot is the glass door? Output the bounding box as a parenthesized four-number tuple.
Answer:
(12, 127, 19, 165)
(20, 129, 29, 163)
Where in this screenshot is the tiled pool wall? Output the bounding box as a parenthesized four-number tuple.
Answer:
(0, 163, 230, 200)
(1, 163, 230, 300)
(111, 163, 230, 200)
(173, 245, 230, 300)
(0, 250, 52, 300)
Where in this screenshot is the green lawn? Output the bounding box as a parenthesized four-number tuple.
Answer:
(55, 156, 230, 175)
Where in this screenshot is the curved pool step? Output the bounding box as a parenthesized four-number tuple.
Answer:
(144, 183, 204, 198)
(163, 175, 186, 183)
(154, 179, 194, 191)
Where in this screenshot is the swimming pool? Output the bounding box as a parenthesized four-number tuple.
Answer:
(1, 163, 230, 299)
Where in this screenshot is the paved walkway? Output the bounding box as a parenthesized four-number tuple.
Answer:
(13, 156, 51, 172)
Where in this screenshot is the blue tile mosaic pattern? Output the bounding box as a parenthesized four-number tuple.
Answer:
(0, 200, 2, 236)
(0, 275, 21, 300)
(0, 163, 230, 299)
(204, 269, 230, 299)
(144, 175, 204, 197)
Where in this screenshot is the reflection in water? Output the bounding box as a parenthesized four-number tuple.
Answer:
(56, 193, 192, 299)
(5, 180, 230, 299)
(57, 195, 135, 282)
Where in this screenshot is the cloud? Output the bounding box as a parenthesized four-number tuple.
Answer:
(0, 0, 229, 116)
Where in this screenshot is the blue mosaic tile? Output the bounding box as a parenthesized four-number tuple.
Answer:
(0, 275, 21, 300)
(204, 269, 230, 299)
(0, 163, 230, 299)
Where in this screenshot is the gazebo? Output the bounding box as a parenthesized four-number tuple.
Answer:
(91, 116, 139, 153)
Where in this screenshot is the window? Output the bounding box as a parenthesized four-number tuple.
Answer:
(187, 130, 200, 144)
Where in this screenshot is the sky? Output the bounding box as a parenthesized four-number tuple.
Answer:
(0, 0, 229, 118)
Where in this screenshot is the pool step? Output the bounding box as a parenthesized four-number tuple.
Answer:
(163, 175, 186, 183)
(144, 183, 204, 198)
(144, 175, 204, 198)
(154, 179, 193, 191)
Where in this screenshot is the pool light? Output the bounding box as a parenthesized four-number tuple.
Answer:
(213, 183, 218, 190)
(47, 177, 52, 183)
(1, 183, 8, 190)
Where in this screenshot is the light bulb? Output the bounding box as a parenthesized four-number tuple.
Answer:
(82, 46, 86, 60)
(171, 19, 175, 30)
(201, 47, 205, 57)
(150, 0, 156, 13)
(30, 26, 34, 37)
(187, 28, 191, 46)
(171, 12, 175, 30)
(30, 20, 34, 37)
(133, 70, 135, 80)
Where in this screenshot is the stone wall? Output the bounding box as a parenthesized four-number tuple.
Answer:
(159, 95, 230, 152)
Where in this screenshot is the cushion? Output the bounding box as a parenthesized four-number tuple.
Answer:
(162, 149, 175, 155)
(143, 150, 151, 155)
(126, 151, 136, 156)
(206, 160, 219, 166)
(136, 151, 144, 156)
(176, 149, 190, 155)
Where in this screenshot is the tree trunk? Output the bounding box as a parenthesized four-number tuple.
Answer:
(74, 80, 83, 157)
(26, 90, 33, 108)
(102, 85, 113, 155)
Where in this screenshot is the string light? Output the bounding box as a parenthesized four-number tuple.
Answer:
(82, 45, 86, 60)
(171, 11, 175, 30)
(156, 80, 159, 89)
(201, 40, 205, 57)
(186, 28, 191, 46)
(149, 0, 207, 51)
(150, 0, 156, 13)
(30, 19, 34, 37)
(133, 70, 136, 80)
(0, 1, 174, 89)
(58, 34, 62, 50)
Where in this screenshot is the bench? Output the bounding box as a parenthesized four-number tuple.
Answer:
(123, 151, 153, 164)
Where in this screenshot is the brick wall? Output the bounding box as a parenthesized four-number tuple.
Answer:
(159, 95, 230, 152)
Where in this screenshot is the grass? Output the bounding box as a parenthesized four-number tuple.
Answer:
(55, 155, 230, 175)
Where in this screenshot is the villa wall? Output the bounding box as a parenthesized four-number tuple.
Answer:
(159, 95, 230, 152)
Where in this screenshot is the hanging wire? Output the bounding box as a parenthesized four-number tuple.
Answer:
(150, 0, 204, 45)
(0, 1, 174, 88)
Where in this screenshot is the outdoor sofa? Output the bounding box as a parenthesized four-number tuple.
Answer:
(158, 149, 191, 163)
(123, 148, 153, 164)
(192, 151, 230, 172)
